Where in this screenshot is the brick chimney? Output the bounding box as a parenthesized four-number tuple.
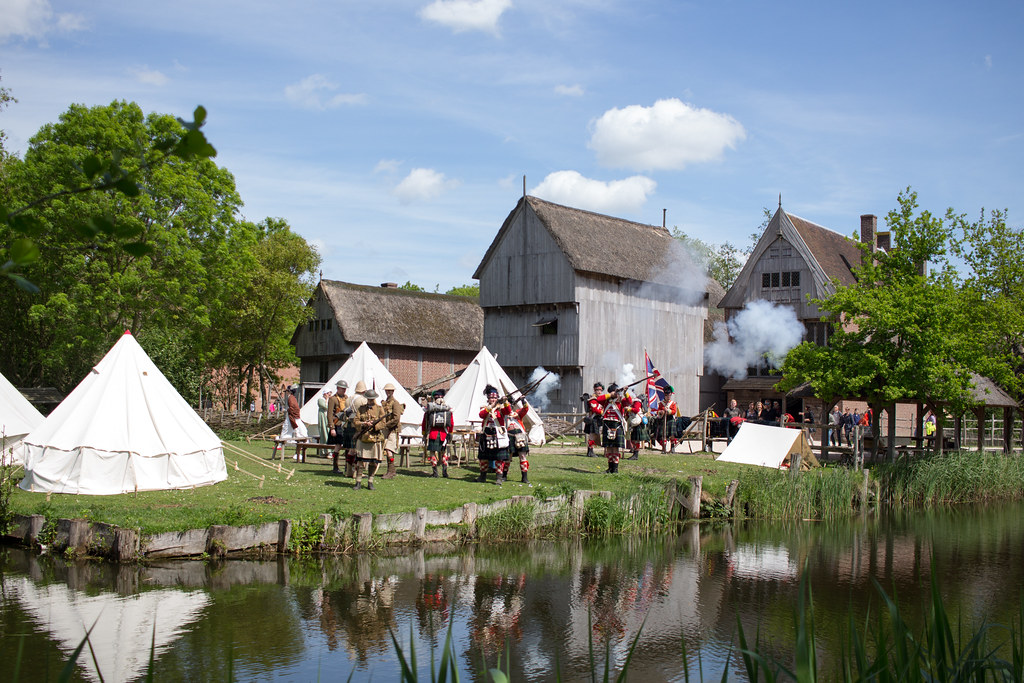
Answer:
(860, 214, 877, 251)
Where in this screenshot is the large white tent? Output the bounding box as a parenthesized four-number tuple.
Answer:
(7, 576, 209, 683)
(444, 347, 545, 445)
(19, 331, 227, 495)
(716, 422, 815, 469)
(299, 341, 424, 439)
(0, 369, 44, 464)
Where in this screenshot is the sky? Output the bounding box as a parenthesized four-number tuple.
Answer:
(2, 0, 1022, 292)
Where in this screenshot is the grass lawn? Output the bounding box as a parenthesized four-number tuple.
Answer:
(8, 439, 748, 535)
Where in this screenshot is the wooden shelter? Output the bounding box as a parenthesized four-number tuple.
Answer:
(291, 280, 483, 404)
(473, 196, 717, 415)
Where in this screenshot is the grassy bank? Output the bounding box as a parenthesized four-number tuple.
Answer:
(5, 441, 748, 535)
(8, 441, 1024, 540)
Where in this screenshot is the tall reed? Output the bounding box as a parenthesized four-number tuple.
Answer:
(737, 467, 863, 520)
(874, 451, 1024, 506)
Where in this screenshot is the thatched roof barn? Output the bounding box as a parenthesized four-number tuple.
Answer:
(291, 280, 483, 402)
(474, 195, 719, 415)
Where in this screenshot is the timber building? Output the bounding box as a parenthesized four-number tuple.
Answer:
(474, 196, 721, 416)
(291, 279, 483, 404)
(719, 205, 888, 419)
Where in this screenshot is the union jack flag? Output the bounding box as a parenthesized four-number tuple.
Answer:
(645, 350, 672, 411)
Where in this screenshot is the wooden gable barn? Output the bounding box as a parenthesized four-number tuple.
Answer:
(473, 196, 716, 416)
(291, 280, 483, 403)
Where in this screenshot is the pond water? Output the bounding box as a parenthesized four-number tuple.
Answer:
(2, 502, 1023, 681)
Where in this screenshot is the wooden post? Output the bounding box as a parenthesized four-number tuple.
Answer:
(278, 519, 292, 553)
(723, 480, 739, 511)
(861, 470, 870, 508)
(414, 507, 427, 540)
(355, 513, 373, 545)
(463, 503, 478, 537)
(686, 476, 702, 519)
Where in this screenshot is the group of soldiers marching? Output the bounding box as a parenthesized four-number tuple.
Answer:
(582, 381, 686, 472)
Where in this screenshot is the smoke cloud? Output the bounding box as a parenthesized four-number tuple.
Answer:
(527, 366, 561, 412)
(704, 300, 804, 379)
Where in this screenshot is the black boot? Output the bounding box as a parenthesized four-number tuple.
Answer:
(521, 472, 529, 485)
(605, 462, 613, 474)
(586, 445, 595, 457)
(478, 471, 487, 482)
(627, 450, 639, 460)
(442, 466, 449, 478)
(431, 466, 439, 478)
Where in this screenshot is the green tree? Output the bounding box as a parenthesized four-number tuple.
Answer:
(398, 280, 425, 292)
(779, 189, 978, 459)
(445, 283, 479, 297)
(205, 218, 320, 408)
(0, 101, 235, 390)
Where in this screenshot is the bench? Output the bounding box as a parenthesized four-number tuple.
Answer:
(270, 439, 337, 463)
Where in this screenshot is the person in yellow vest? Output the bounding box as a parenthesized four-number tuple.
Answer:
(381, 383, 406, 479)
(354, 388, 386, 490)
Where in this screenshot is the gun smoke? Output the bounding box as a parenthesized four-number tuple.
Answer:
(527, 366, 561, 412)
(704, 299, 804, 380)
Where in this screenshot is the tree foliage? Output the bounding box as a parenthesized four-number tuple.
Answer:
(778, 189, 983, 455)
(0, 99, 319, 401)
(670, 228, 746, 290)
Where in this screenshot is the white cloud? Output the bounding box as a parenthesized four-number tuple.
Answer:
(374, 159, 402, 174)
(0, 0, 85, 42)
(393, 168, 459, 203)
(985, 54, 993, 69)
(530, 170, 656, 213)
(555, 84, 584, 97)
(129, 66, 168, 86)
(589, 98, 746, 171)
(284, 74, 367, 111)
(419, 0, 512, 35)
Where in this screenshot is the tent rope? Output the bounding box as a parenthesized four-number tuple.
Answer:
(221, 441, 296, 480)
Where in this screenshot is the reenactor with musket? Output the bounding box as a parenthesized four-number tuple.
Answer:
(477, 384, 512, 485)
(594, 383, 641, 473)
(652, 385, 680, 453)
(343, 380, 368, 477)
(380, 383, 406, 479)
(422, 389, 454, 478)
(353, 388, 387, 490)
(326, 379, 349, 473)
(504, 396, 533, 485)
(583, 382, 605, 457)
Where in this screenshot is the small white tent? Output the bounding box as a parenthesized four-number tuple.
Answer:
(444, 347, 545, 445)
(19, 331, 227, 495)
(0, 369, 44, 464)
(299, 341, 424, 439)
(716, 422, 816, 469)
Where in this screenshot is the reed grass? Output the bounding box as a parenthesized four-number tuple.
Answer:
(874, 451, 1024, 506)
(476, 500, 536, 541)
(737, 467, 863, 520)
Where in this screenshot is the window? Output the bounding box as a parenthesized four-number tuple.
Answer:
(771, 272, 780, 287)
(762, 271, 801, 290)
(533, 317, 558, 335)
(762, 273, 771, 288)
(782, 272, 791, 287)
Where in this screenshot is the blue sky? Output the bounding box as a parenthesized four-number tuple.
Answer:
(2, 0, 1022, 291)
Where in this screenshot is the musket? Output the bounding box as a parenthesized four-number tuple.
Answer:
(500, 372, 550, 406)
(353, 405, 392, 442)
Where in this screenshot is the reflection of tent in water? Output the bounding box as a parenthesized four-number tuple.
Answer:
(444, 347, 545, 445)
(298, 341, 424, 440)
(726, 545, 798, 581)
(7, 576, 209, 683)
(716, 422, 819, 469)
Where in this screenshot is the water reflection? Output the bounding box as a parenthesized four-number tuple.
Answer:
(2, 503, 1023, 681)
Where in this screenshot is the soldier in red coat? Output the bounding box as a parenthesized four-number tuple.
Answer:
(422, 389, 454, 478)
(477, 385, 512, 485)
(504, 398, 533, 485)
(597, 383, 640, 474)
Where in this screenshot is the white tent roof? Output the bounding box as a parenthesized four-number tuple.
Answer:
(19, 331, 227, 495)
(716, 422, 810, 469)
(7, 576, 209, 683)
(299, 341, 424, 438)
(444, 347, 545, 445)
(0, 369, 44, 464)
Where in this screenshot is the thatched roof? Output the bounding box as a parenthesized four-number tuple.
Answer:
(476, 196, 710, 289)
(319, 280, 482, 351)
(967, 374, 1018, 408)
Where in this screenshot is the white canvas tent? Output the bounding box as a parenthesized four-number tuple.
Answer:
(299, 341, 424, 439)
(0, 369, 44, 463)
(716, 422, 815, 469)
(444, 347, 545, 445)
(7, 576, 209, 683)
(19, 331, 227, 495)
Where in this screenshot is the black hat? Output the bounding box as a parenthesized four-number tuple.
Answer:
(432, 388, 446, 398)
(593, 381, 604, 390)
(607, 382, 620, 393)
(483, 384, 499, 397)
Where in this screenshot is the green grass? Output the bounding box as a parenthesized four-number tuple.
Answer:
(6, 441, 750, 535)
(873, 450, 1024, 506)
